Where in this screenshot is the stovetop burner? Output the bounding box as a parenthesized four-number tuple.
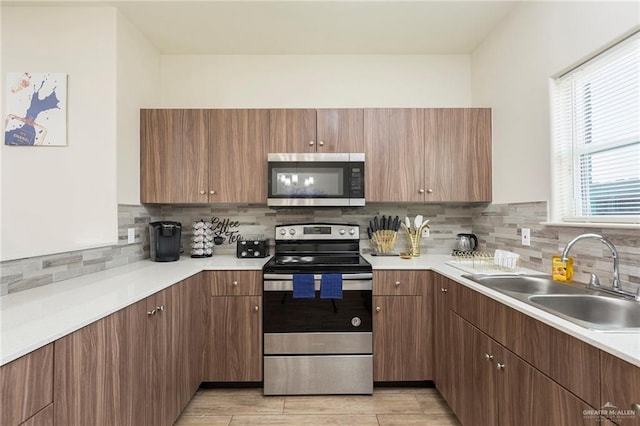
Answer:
(263, 223, 372, 275)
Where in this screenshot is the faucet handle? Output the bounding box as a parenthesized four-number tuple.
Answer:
(589, 273, 600, 287)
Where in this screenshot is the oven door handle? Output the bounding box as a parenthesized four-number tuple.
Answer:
(263, 273, 372, 281)
(263, 280, 372, 292)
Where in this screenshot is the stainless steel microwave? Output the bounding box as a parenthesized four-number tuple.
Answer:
(267, 153, 365, 207)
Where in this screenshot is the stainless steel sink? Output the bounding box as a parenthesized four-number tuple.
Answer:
(461, 273, 640, 332)
(462, 274, 586, 295)
(529, 294, 640, 331)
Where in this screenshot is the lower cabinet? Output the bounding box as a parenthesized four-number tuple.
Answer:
(20, 404, 53, 426)
(601, 352, 640, 425)
(372, 270, 432, 382)
(203, 270, 263, 382)
(54, 275, 205, 426)
(436, 273, 601, 426)
(0, 344, 53, 426)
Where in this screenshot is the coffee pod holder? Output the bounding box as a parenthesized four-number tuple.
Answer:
(190, 220, 214, 258)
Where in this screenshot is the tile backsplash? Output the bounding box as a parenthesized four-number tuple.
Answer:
(473, 201, 640, 294)
(2, 201, 638, 295)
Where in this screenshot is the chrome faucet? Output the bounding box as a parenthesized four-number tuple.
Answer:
(561, 233, 639, 301)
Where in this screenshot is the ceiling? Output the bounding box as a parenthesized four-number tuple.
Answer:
(4, 1, 519, 54)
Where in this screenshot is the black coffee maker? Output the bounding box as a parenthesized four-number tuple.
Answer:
(149, 221, 182, 262)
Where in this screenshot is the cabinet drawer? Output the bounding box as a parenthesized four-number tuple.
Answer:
(373, 270, 428, 295)
(0, 345, 53, 426)
(208, 270, 261, 296)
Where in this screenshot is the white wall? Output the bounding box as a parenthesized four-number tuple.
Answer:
(471, 1, 640, 204)
(160, 55, 471, 107)
(116, 12, 161, 205)
(1, 7, 119, 261)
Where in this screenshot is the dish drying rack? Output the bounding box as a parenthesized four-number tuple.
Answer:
(450, 250, 521, 272)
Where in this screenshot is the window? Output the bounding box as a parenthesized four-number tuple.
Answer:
(551, 32, 640, 224)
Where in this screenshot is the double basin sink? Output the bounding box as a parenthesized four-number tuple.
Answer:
(461, 274, 640, 332)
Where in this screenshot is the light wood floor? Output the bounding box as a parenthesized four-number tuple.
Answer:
(174, 387, 461, 425)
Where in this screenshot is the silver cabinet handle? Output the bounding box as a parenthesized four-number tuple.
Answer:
(375, 306, 381, 312)
(418, 189, 425, 194)
(394, 281, 401, 287)
(147, 309, 156, 316)
(496, 363, 505, 370)
(309, 141, 315, 146)
(199, 190, 206, 195)
(210, 190, 216, 195)
(156, 305, 164, 312)
(254, 306, 259, 312)
(232, 280, 238, 287)
(441, 288, 448, 293)
(319, 141, 324, 146)
(484, 353, 494, 361)
(427, 189, 434, 194)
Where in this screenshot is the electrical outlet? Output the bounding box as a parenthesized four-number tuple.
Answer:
(127, 228, 136, 244)
(422, 227, 430, 238)
(521, 228, 530, 246)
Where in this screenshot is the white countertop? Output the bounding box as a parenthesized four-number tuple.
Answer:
(363, 253, 640, 369)
(0, 256, 268, 366)
(1, 253, 639, 369)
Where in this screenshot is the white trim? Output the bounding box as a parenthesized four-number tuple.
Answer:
(541, 221, 640, 230)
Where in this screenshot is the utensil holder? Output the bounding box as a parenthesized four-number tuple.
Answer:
(371, 230, 397, 254)
(408, 233, 422, 257)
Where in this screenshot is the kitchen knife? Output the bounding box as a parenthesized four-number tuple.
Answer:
(374, 216, 380, 232)
(381, 216, 387, 231)
(369, 219, 376, 233)
(367, 227, 373, 239)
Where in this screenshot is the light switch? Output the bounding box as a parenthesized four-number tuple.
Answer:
(128, 228, 136, 244)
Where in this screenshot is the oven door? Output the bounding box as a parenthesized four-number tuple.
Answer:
(262, 274, 372, 334)
(267, 153, 364, 207)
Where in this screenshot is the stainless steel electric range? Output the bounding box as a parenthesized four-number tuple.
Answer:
(262, 223, 373, 395)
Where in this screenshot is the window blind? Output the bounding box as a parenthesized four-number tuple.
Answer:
(552, 32, 640, 224)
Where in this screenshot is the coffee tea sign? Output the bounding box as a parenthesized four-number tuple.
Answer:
(211, 217, 243, 245)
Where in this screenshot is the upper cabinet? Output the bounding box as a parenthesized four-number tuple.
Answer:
(424, 108, 492, 202)
(141, 109, 208, 204)
(269, 109, 364, 153)
(364, 108, 492, 203)
(209, 109, 269, 203)
(140, 107, 490, 204)
(140, 109, 268, 204)
(364, 108, 425, 202)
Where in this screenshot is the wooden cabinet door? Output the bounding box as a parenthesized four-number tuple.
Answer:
(364, 108, 424, 202)
(445, 312, 476, 426)
(433, 275, 450, 394)
(206, 296, 262, 382)
(0, 345, 53, 426)
(54, 300, 148, 426)
(269, 109, 316, 152)
(316, 109, 364, 152)
(373, 295, 427, 381)
(209, 109, 269, 203)
(140, 109, 208, 203)
(424, 108, 492, 202)
(601, 352, 640, 425)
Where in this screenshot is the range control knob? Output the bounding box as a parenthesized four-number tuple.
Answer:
(349, 228, 356, 235)
(279, 229, 286, 236)
(339, 228, 346, 235)
(254, 251, 261, 257)
(289, 229, 296, 235)
(241, 251, 248, 257)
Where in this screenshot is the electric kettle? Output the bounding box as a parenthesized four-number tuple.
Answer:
(456, 233, 478, 252)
